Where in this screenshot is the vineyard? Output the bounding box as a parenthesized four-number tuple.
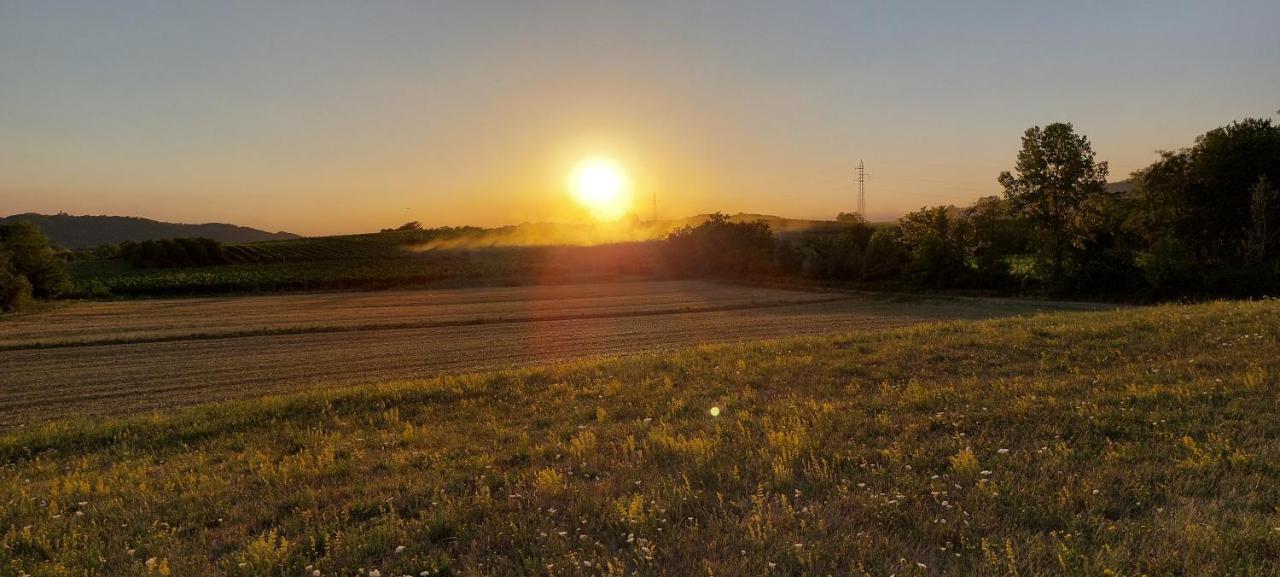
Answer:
(69, 231, 664, 296)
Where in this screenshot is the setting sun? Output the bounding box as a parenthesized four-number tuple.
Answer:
(568, 157, 633, 221)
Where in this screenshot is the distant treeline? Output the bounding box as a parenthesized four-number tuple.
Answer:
(666, 117, 1280, 300)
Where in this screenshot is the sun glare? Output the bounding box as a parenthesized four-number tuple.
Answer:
(568, 157, 632, 221)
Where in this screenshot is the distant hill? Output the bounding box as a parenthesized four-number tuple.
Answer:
(0, 213, 301, 249)
(1106, 180, 1137, 194)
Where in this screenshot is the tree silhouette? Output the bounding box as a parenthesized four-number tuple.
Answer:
(999, 123, 1109, 287)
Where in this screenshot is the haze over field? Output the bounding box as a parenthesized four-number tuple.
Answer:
(2, 2, 1278, 234)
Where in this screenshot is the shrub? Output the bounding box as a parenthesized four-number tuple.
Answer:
(0, 251, 34, 312)
(862, 228, 908, 281)
(0, 220, 71, 298)
(662, 213, 775, 278)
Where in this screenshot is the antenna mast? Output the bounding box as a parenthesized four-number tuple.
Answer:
(856, 160, 866, 217)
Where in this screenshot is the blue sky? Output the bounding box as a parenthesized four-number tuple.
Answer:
(2, 1, 1277, 234)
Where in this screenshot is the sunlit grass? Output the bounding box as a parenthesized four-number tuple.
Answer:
(2, 300, 1279, 575)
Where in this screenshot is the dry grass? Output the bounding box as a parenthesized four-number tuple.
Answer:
(2, 299, 1277, 576)
(0, 282, 1089, 427)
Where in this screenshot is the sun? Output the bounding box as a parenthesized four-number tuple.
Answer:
(568, 157, 633, 221)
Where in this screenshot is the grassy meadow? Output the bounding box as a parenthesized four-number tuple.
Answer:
(3, 300, 1279, 576)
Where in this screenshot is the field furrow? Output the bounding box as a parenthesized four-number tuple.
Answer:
(0, 281, 1104, 427)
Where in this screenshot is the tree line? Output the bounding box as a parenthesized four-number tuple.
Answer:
(665, 117, 1280, 299)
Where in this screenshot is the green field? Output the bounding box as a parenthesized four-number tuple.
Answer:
(3, 300, 1279, 576)
(69, 232, 664, 296)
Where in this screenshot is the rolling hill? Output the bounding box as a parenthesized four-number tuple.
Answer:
(0, 213, 300, 248)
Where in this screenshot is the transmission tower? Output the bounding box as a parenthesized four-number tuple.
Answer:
(856, 160, 866, 217)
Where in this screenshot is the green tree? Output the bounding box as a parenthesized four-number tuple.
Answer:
(998, 123, 1109, 287)
(898, 206, 970, 287)
(0, 220, 71, 298)
(862, 227, 908, 281)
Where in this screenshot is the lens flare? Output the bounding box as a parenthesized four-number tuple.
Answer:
(568, 157, 632, 221)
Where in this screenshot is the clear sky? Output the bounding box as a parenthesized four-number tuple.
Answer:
(2, 1, 1277, 235)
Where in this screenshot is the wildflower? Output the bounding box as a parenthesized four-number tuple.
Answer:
(370, 571, 382, 577)
(395, 545, 406, 553)
(997, 448, 1010, 454)
(709, 406, 721, 417)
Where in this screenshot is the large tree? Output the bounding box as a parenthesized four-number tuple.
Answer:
(998, 123, 1109, 286)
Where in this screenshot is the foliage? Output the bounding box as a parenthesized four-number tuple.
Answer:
(1065, 192, 1145, 297)
(120, 237, 228, 268)
(861, 227, 908, 281)
(1243, 176, 1277, 265)
(0, 220, 71, 301)
(998, 123, 1110, 287)
(962, 196, 1025, 288)
(898, 206, 970, 288)
(798, 217, 875, 280)
(382, 221, 424, 232)
(1133, 118, 1280, 295)
(3, 301, 1279, 575)
(662, 213, 776, 277)
(0, 251, 34, 312)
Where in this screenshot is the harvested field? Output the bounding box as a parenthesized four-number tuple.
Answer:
(0, 281, 1108, 427)
(0, 281, 838, 349)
